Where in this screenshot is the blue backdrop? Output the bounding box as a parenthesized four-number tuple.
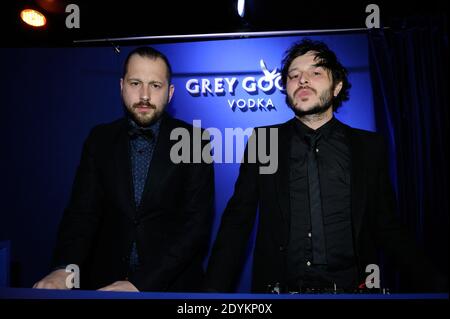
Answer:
(0, 33, 374, 291)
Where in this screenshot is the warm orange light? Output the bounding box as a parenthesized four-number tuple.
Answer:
(20, 9, 47, 27)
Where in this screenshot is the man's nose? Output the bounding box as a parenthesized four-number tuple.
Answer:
(140, 85, 150, 101)
(299, 72, 309, 84)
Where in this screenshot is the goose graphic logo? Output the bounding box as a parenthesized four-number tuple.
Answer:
(260, 60, 279, 83)
(185, 60, 284, 111)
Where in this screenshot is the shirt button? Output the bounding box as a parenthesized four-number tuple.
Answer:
(306, 261, 311, 266)
(308, 232, 312, 238)
(315, 148, 319, 153)
(279, 246, 285, 252)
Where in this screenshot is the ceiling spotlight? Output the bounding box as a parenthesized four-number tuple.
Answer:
(237, 0, 245, 18)
(20, 8, 47, 27)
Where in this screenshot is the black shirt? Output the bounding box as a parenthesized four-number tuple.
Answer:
(286, 117, 358, 289)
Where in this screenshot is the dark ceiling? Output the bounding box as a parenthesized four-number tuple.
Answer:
(1, 0, 447, 47)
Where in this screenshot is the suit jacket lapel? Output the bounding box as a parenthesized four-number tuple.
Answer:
(115, 119, 137, 220)
(138, 115, 173, 215)
(345, 125, 368, 242)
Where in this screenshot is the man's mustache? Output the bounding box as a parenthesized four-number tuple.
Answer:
(133, 101, 156, 109)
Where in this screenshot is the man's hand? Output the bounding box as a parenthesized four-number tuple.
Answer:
(33, 269, 70, 289)
(98, 281, 139, 292)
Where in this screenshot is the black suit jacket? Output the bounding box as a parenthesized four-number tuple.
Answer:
(206, 118, 441, 292)
(52, 113, 214, 291)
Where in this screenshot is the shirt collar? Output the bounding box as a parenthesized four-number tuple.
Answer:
(127, 115, 162, 137)
(292, 116, 338, 141)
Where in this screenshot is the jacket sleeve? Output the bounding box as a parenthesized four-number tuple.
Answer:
(52, 127, 103, 269)
(204, 132, 260, 292)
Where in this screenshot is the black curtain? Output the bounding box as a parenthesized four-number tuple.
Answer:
(368, 15, 449, 291)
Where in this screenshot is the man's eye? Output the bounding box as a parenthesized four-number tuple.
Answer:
(130, 82, 139, 86)
(152, 84, 161, 89)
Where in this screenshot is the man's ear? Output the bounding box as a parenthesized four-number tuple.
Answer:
(334, 81, 343, 97)
(120, 78, 123, 91)
(168, 84, 175, 103)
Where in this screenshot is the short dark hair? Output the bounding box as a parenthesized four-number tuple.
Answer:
(122, 46, 172, 84)
(281, 39, 351, 112)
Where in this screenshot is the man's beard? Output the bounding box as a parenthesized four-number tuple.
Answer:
(123, 100, 164, 127)
(286, 86, 334, 117)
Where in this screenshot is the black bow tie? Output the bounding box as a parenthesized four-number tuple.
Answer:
(128, 127, 154, 140)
